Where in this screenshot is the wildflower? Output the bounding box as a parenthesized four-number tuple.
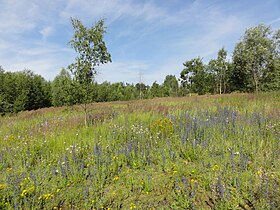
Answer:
(112, 155, 118, 161)
(39, 193, 54, 200)
(212, 164, 220, 172)
(130, 203, 137, 209)
(191, 179, 197, 183)
(6, 167, 12, 172)
(21, 189, 28, 197)
(56, 188, 60, 193)
(113, 176, 119, 181)
(256, 170, 263, 177)
(0, 184, 7, 190)
(21, 186, 35, 197)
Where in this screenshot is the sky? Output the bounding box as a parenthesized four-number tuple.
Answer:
(0, 0, 280, 85)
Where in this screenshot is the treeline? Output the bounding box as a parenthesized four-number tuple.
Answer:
(180, 24, 280, 95)
(0, 67, 180, 114)
(0, 69, 52, 114)
(0, 24, 279, 115)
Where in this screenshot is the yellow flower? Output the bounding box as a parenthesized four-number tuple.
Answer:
(39, 193, 54, 200)
(0, 184, 7, 190)
(130, 203, 137, 209)
(212, 164, 220, 172)
(21, 189, 28, 197)
(112, 156, 118, 161)
(21, 186, 35, 197)
(6, 168, 12, 172)
(191, 179, 197, 183)
(113, 176, 119, 181)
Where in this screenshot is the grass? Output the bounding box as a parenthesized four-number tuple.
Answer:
(0, 92, 279, 209)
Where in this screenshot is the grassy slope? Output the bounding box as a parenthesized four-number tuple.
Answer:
(0, 93, 279, 209)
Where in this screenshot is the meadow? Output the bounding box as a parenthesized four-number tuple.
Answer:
(0, 93, 279, 209)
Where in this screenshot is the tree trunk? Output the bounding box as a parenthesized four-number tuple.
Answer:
(84, 103, 88, 127)
(252, 70, 258, 93)
(219, 80, 222, 95)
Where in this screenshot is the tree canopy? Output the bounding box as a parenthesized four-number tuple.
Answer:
(68, 18, 112, 126)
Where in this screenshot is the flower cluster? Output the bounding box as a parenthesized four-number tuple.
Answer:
(21, 186, 35, 197)
(39, 193, 54, 200)
(151, 117, 174, 137)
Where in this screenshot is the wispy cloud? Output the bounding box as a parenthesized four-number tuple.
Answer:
(269, 17, 280, 25)
(40, 26, 54, 41)
(0, 0, 279, 83)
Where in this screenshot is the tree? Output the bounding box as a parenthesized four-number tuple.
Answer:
(208, 48, 231, 94)
(0, 69, 51, 114)
(51, 68, 80, 107)
(163, 75, 179, 97)
(149, 81, 162, 98)
(14, 70, 51, 111)
(68, 18, 111, 126)
(263, 28, 280, 91)
(232, 24, 278, 92)
(180, 57, 211, 95)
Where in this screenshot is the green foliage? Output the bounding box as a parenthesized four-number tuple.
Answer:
(149, 81, 162, 98)
(0, 70, 51, 115)
(232, 24, 279, 92)
(68, 18, 111, 85)
(208, 47, 231, 94)
(180, 57, 212, 95)
(179, 24, 279, 95)
(51, 68, 83, 106)
(163, 75, 179, 97)
(67, 18, 111, 126)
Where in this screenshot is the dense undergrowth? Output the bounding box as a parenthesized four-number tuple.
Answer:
(0, 93, 279, 209)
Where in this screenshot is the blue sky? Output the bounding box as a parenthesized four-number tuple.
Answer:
(1, 0, 280, 85)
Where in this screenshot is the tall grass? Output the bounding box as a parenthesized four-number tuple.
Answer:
(0, 93, 279, 209)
